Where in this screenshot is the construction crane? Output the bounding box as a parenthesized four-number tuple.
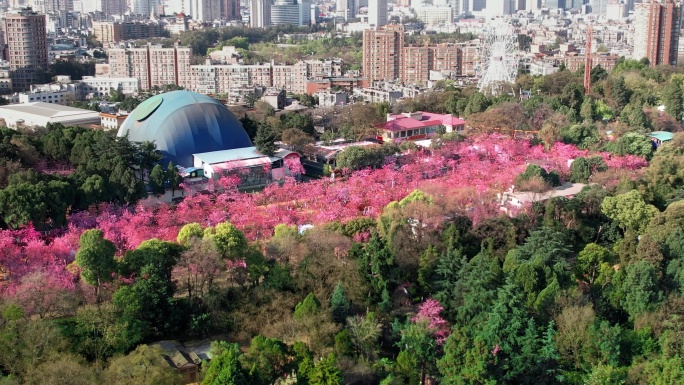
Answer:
(584, 24, 593, 95)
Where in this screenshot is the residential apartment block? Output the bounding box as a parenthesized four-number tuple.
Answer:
(107, 45, 350, 98)
(403, 44, 464, 85)
(108, 45, 193, 91)
(4, 8, 48, 90)
(250, 0, 272, 28)
(364, 24, 477, 85)
(273, 59, 343, 94)
(92, 21, 165, 43)
(632, 0, 681, 66)
(363, 24, 405, 83)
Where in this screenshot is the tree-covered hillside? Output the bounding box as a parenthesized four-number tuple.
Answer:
(2, 61, 684, 384)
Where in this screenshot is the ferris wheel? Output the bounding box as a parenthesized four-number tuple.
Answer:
(477, 20, 519, 95)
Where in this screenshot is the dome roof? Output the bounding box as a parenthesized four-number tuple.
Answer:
(117, 91, 252, 166)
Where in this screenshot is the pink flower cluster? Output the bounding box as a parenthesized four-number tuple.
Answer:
(412, 298, 450, 344)
(0, 134, 648, 297)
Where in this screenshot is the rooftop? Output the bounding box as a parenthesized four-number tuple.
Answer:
(649, 131, 675, 142)
(194, 146, 264, 165)
(383, 111, 465, 132)
(0, 102, 98, 118)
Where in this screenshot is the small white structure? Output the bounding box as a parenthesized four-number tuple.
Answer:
(100, 113, 128, 130)
(315, 91, 347, 107)
(0, 102, 101, 128)
(80, 76, 140, 98)
(193, 146, 301, 180)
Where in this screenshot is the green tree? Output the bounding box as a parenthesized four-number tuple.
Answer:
(78, 175, 108, 208)
(241, 336, 290, 385)
(119, 238, 184, 280)
(664, 80, 684, 121)
(351, 232, 397, 308)
(561, 124, 599, 149)
(74, 229, 117, 302)
(611, 76, 631, 112)
(503, 227, 571, 313)
(463, 92, 490, 116)
(601, 190, 659, 233)
(417, 245, 439, 295)
(560, 83, 585, 114)
(280, 112, 315, 136)
(581, 96, 595, 122)
(438, 327, 490, 384)
(396, 319, 438, 385)
(570, 157, 592, 183)
(166, 161, 182, 197)
(308, 353, 342, 385)
(330, 283, 351, 324)
(244, 92, 257, 108)
(148, 164, 166, 195)
(477, 282, 560, 383)
(202, 343, 249, 385)
(69, 303, 132, 362)
(644, 356, 684, 384)
(254, 123, 278, 156)
(103, 345, 183, 385)
(335, 143, 399, 171)
(0, 182, 48, 228)
(606, 133, 654, 159)
(23, 355, 96, 385)
(622, 261, 663, 320)
(177, 222, 204, 245)
(112, 265, 176, 342)
(575, 243, 614, 285)
(620, 103, 651, 131)
(584, 364, 626, 385)
(294, 292, 322, 321)
(204, 221, 248, 259)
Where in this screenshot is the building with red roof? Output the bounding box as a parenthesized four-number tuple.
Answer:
(379, 111, 465, 142)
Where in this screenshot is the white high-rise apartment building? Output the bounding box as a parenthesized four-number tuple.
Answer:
(416, 6, 453, 24)
(368, 0, 388, 27)
(29, 0, 73, 13)
(130, 0, 159, 16)
(525, 0, 541, 10)
(336, 0, 355, 20)
(250, 0, 272, 27)
(165, 0, 188, 14)
(606, 1, 628, 19)
(271, 0, 310, 25)
(590, 0, 609, 16)
(190, 0, 221, 21)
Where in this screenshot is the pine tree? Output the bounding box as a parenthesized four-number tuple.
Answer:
(149, 164, 165, 195)
(664, 81, 684, 121)
(294, 292, 321, 321)
(166, 161, 182, 197)
(309, 353, 342, 385)
(330, 283, 351, 324)
(580, 97, 595, 122)
(254, 123, 278, 156)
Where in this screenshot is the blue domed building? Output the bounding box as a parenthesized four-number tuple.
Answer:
(117, 91, 252, 167)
